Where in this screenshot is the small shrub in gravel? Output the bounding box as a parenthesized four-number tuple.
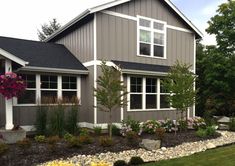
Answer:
(78, 135, 93, 144)
(126, 131, 138, 144)
(196, 128, 207, 138)
(109, 124, 120, 136)
(99, 136, 113, 147)
(142, 120, 160, 134)
(0, 143, 8, 156)
(79, 128, 89, 136)
(34, 135, 46, 143)
(178, 119, 188, 132)
(113, 160, 128, 166)
(46, 136, 60, 152)
(67, 136, 81, 148)
(17, 138, 31, 150)
(129, 156, 144, 165)
(64, 133, 73, 141)
(93, 126, 102, 135)
(206, 126, 217, 136)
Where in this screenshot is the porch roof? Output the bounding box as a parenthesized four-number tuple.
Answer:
(0, 36, 88, 74)
(112, 60, 170, 76)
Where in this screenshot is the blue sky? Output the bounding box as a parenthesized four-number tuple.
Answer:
(0, 0, 227, 45)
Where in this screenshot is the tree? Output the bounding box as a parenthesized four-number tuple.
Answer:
(37, 18, 61, 41)
(163, 61, 197, 120)
(94, 61, 128, 138)
(206, 0, 235, 55)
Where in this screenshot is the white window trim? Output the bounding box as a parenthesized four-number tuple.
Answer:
(137, 15, 167, 59)
(14, 74, 81, 106)
(127, 76, 173, 112)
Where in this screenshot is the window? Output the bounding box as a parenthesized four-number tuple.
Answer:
(18, 74, 36, 104)
(128, 76, 171, 110)
(41, 75, 58, 103)
(62, 76, 77, 102)
(130, 77, 142, 109)
(138, 16, 166, 58)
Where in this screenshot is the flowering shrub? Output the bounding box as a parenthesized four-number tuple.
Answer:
(159, 119, 176, 132)
(142, 120, 161, 134)
(0, 72, 26, 99)
(120, 117, 142, 136)
(188, 117, 206, 130)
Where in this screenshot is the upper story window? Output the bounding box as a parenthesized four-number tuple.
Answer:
(137, 16, 166, 59)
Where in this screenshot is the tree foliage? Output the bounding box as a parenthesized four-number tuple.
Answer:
(196, 0, 235, 117)
(37, 18, 61, 41)
(206, 0, 235, 54)
(94, 61, 128, 138)
(163, 61, 197, 120)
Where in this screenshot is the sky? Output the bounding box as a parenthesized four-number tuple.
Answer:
(0, 0, 227, 45)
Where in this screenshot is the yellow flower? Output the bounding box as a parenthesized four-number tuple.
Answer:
(45, 160, 80, 166)
(90, 161, 111, 166)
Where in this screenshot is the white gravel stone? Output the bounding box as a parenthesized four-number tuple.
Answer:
(39, 131, 235, 166)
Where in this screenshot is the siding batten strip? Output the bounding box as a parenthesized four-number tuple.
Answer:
(94, 13, 98, 124)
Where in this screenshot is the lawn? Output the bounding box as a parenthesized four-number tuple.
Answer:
(144, 144, 235, 166)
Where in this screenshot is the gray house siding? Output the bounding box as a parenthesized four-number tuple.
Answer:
(0, 95, 5, 127)
(55, 19, 94, 63)
(96, 13, 195, 67)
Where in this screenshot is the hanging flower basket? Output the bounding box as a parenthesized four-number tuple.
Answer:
(0, 72, 26, 100)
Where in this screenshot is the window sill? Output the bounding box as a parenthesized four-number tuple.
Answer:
(13, 103, 82, 107)
(127, 108, 176, 112)
(137, 54, 166, 60)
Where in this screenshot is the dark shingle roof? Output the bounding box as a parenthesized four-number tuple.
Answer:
(112, 60, 170, 73)
(0, 36, 87, 71)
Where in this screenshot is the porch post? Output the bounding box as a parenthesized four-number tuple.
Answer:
(5, 59, 14, 130)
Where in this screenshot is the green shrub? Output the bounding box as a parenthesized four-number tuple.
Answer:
(0, 143, 8, 156)
(64, 133, 73, 141)
(142, 120, 161, 134)
(206, 126, 216, 136)
(79, 128, 89, 136)
(196, 128, 207, 138)
(48, 103, 65, 137)
(17, 138, 31, 149)
(78, 135, 93, 144)
(99, 136, 113, 147)
(94, 126, 102, 135)
(113, 160, 128, 166)
(67, 136, 81, 148)
(156, 127, 166, 140)
(109, 124, 120, 136)
(35, 105, 47, 135)
(122, 116, 141, 133)
(229, 117, 235, 131)
(126, 131, 138, 145)
(66, 104, 79, 134)
(128, 156, 144, 165)
(178, 119, 188, 132)
(34, 135, 46, 143)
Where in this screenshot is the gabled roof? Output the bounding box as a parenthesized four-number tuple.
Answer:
(45, 0, 203, 42)
(0, 36, 88, 74)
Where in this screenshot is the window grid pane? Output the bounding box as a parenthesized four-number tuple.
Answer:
(140, 29, 151, 43)
(41, 75, 58, 89)
(20, 74, 36, 89)
(130, 77, 142, 93)
(62, 76, 77, 89)
(154, 22, 164, 30)
(139, 18, 151, 27)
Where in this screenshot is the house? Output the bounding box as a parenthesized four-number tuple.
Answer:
(0, 0, 202, 131)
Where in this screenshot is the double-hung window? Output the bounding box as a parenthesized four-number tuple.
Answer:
(41, 75, 58, 103)
(128, 76, 171, 111)
(18, 74, 36, 104)
(62, 76, 77, 102)
(138, 16, 166, 58)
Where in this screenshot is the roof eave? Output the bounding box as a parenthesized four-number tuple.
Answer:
(0, 48, 28, 66)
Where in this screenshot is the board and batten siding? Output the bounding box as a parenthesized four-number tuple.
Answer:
(0, 95, 5, 127)
(55, 20, 94, 63)
(96, 13, 194, 67)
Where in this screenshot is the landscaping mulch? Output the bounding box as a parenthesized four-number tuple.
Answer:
(0, 131, 220, 166)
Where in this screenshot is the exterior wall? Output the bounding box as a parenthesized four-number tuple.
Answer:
(96, 0, 195, 68)
(55, 19, 94, 63)
(0, 95, 5, 127)
(96, 12, 194, 67)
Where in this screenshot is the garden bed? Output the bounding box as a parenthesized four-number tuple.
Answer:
(0, 130, 220, 166)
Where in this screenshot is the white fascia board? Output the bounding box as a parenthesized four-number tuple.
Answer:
(89, 0, 130, 13)
(164, 0, 203, 38)
(0, 48, 28, 66)
(44, 9, 90, 42)
(18, 66, 89, 75)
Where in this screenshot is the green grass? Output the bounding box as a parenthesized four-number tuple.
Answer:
(143, 144, 235, 166)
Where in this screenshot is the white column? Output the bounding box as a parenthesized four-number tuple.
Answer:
(77, 76, 81, 104)
(120, 74, 124, 121)
(58, 75, 62, 100)
(5, 59, 14, 130)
